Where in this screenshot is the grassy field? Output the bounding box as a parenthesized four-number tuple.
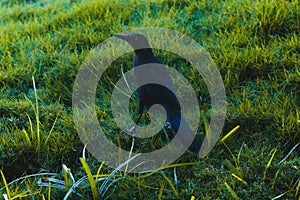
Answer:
(0, 0, 299, 199)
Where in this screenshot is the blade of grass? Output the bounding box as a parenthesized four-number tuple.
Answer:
(271, 192, 287, 200)
(107, 77, 131, 98)
(44, 108, 60, 145)
(139, 162, 195, 178)
(37, 178, 65, 190)
(295, 178, 300, 199)
(62, 164, 73, 191)
(99, 153, 141, 197)
(237, 142, 244, 169)
(3, 194, 8, 200)
(160, 172, 179, 198)
(244, 144, 255, 166)
(82, 144, 87, 161)
(95, 162, 105, 179)
(121, 65, 133, 94)
(25, 113, 35, 142)
(125, 137, 135, 173)
(79, 157, 100, 200)
(231, 173, 247, 185)
(173, 167, 178, 186)
(100, 177, 124, 198)
(32, 75, 40, 148)
(264, 148, 277, 180)
(277, 143, 299, 165)
(221, 125, 240, 143)
(0, 170, 11, 200)
(48, 180, 51, 200)
(222, 142, 241, 175)
(22, 129, 32, 146)
(224, 182, 239, 200)
(157, 182, 165, 200)
(99, 154, 143, 198)
(63, 176, 86, 199)
(0, 173, 57, 191)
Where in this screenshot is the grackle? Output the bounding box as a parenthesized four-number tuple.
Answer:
(114, 33, 202, 154)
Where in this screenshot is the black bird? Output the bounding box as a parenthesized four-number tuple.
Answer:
(114, 33, 202, 154)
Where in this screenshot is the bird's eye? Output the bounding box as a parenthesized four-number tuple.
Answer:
(134, 36, 139, 41)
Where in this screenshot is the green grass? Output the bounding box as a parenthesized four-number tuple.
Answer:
(0, 0, 299, 199)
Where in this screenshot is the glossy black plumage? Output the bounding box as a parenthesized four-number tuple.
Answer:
(114, 33, 202, 153)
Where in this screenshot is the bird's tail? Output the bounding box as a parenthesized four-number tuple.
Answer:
(164, 105, 202, 154)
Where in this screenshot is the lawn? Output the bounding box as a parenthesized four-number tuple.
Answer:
(0, 0, 299, 199)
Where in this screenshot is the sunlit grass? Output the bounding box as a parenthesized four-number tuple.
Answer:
(0, 0, 299, 199)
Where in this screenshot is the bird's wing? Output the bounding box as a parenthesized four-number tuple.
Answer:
(134, 64, 180, 110)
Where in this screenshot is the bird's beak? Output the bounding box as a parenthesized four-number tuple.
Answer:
(113, 34, 129, 40)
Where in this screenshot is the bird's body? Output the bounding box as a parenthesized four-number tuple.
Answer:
(114, 33, 202, 153)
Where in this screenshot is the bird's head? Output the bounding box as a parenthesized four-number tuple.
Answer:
(113, 33, 151, 51)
